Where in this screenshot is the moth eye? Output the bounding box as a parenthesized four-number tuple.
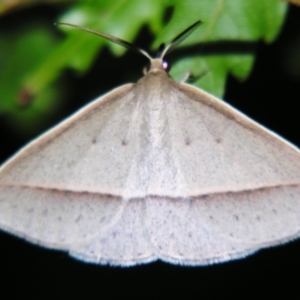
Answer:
(162, 60, 170, 71)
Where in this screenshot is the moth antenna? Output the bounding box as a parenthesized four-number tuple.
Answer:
(161, 20, 202, 59)
(55, 22, 152, 61)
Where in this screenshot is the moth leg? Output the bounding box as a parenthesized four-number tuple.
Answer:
(180, 69, 209, 83)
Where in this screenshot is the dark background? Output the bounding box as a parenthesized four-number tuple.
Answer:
(0, 4, 299, 299)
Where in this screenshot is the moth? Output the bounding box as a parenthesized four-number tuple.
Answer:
(0, 21, 299, 266)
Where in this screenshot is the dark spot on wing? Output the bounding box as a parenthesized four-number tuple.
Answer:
(185, 137, 191, 145)
(75, 215, 82, 223)
(122, 139, 128, 146)
(215, 138, 222, 144)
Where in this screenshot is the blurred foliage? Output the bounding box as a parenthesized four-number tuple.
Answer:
(0, 0, 288, 136)
(0, 0, 72, 14)
(284, 0, 300, 6)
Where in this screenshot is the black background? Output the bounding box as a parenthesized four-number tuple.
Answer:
(0, 4, 299, 299)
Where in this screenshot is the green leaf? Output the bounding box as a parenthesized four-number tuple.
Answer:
(26, 0, 287, 100)
(26, 0, 166, 97)
(154, 0, 288, 97)
(1, 0, 288, 136)
(0, 21, 67, 136)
